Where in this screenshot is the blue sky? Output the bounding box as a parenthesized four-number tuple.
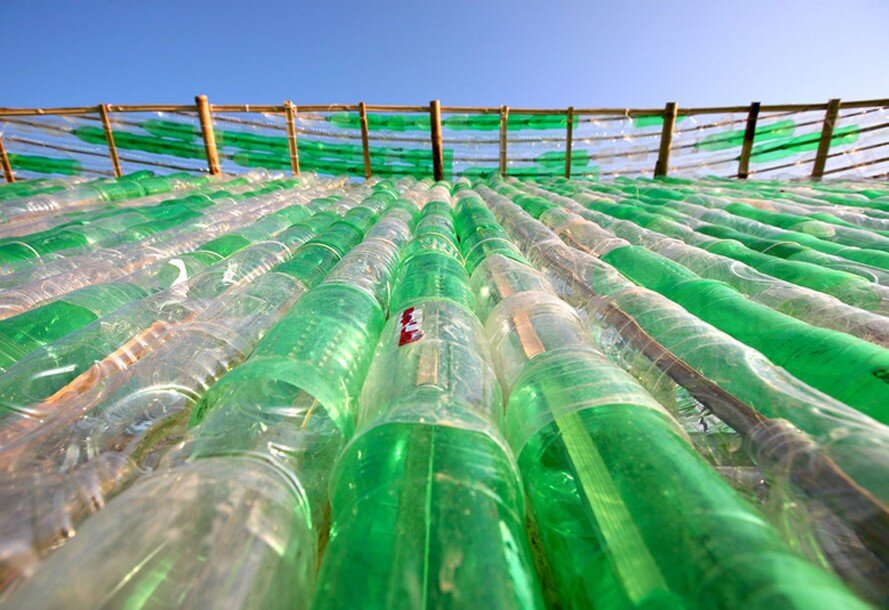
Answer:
(2, 0, 888, 108)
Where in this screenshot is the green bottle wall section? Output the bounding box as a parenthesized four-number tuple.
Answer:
(0, 172, 886, 608)
(2, 102, 887, 181)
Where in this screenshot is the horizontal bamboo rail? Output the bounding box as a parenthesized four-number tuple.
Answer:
(3, 98, 887, 118)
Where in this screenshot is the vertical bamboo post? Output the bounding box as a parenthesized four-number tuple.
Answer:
(737, 102, 760, 179)
(430, 100, 444, 181)
(565, 106, 575, 179)
(0, 135, 14, 183)
(99, 104, 123, 178)
(358, 102, 372, 179)
(812, 98, 842, 179)
(284, 100, 301, 176)
(195, 95, 222, 176)
(499, 105, 509, 176)
(654, 101, 678, 178)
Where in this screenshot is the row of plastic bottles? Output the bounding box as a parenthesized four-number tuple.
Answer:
(475, 181, 887, 603)
(0, 171, 884, 608)
(482, 180, 889, 423)
(452, 184, 871, 608)
(0, 178, 424, 599)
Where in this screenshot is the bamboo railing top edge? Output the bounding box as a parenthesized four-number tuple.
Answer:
(1, 97, 887, 118)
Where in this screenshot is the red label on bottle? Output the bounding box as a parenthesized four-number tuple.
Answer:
(398, 307, 424, 346)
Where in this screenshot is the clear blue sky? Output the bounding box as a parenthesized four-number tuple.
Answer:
(2, 0, 888, 108)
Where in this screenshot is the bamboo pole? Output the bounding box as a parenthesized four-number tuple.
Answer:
(838, 98, 889, 109)
(823, 154, 889, 177)
(195, 95, 221, 176)
(812, 98, 842, 179)
(106, 104, 197, 113)
(296, 104, 360, 112)
(98, 104, 123, 178)
(440, 106, 500, 115)
(565, 106, 575, 179)
(430, 99, 444, 181)
(284, 100, 301, 176)
(499, 105, 509, 176)
(737, 102, 760, 179)
(654, 101, 678, 178)
(358, 101, 372, 179)
(206, 104, 286, 113)
(365, 104, 428, 112)
(0, 106, 106, 117)
(0, 135, 14, 183)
